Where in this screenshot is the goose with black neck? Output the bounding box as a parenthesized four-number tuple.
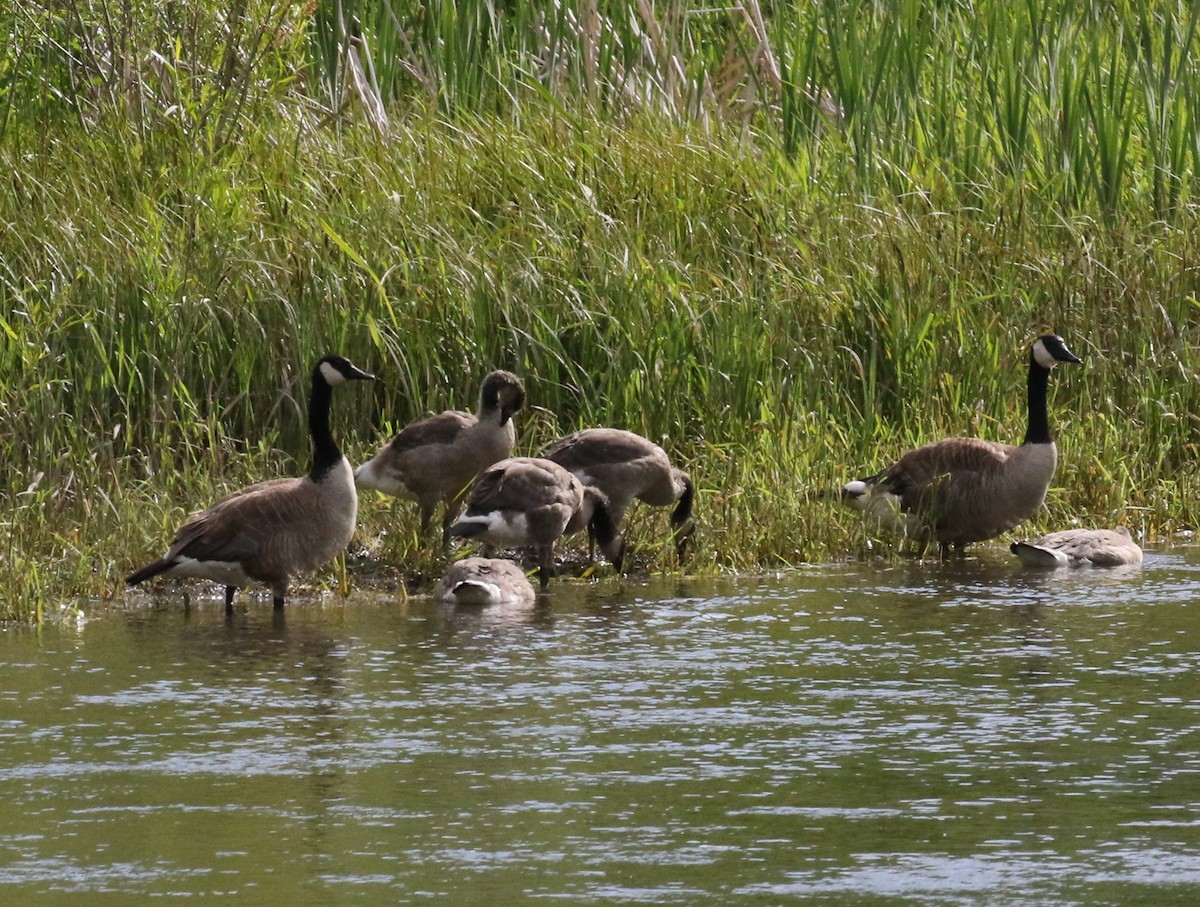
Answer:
(126, 354, 375, 610)
(835, 333, 1083, 556)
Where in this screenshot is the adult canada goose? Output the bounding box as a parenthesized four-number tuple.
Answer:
(125, 354, 375, 611)
(837, 333, 1083, 556)
(447, 456, 625, 587)
(1010, 527, 1143, 568)
(541, 428, 694, 558)
(354, 370, 525, 544)
(433, 556, 537, 606)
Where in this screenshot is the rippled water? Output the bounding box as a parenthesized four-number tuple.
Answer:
(3, 548, 1200, 904)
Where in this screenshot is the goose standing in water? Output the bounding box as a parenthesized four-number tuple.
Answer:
(1010, 527, 1142, 567)
(448, 456, 624, 587)
(542, 428, 694, 558)
(837, 333, 1083, 556)
(126, 354, 375, 610)
(355, 370, 525, 545)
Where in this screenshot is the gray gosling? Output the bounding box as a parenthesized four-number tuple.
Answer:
(1011, 527, 1143, 568)
(447, 456, 625, 587)
(433, 556, 537, 606)
(126, 354, 375, 611)
(837, 333, 1083, 556)
(354, 370, 525, 544)
(542, 427, 694, 558)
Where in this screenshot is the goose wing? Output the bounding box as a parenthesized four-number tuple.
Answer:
(1010, 541, 1069, 568)
(163, 477, 301, 565)
(386, 410, 475, 455)
(544, 429, 654, 468)
(468, 458, 570, 512)
(874, 438, 1012, 506)
(1019, 527, 1142, 566)
(166, 516, 260, 565)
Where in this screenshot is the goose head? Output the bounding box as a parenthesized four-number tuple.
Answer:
(316, 354, 375, 386)
(1031, 334, 1083, 369)
(480, 370, 526, 425)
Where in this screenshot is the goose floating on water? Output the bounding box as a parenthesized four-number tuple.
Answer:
(1010, 527, 1142, 568)
(433, 556, 537, 606)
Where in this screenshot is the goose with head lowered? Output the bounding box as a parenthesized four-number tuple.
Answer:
(1010, 526, 1142, 568)
(354, 370, 525, 545)
(447, 456, 625, 587)
(433, 556, 537, 606)
(836, 333, 1083, 556)
(126, 354, 375, 611)
(541, 428, 695, 559)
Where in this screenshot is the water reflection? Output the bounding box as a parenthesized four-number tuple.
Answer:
(0, 549, 1199, 902)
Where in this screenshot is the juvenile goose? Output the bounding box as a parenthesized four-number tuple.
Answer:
(1010, 527, 1142, 568)
(126, 354, 374, 611)
(354, 370, 525, 543)
(433, 556, 537, 606)
(837, 333, 1083, 556)
(447, 456, 625, 587)
(542, 428, 694, 558)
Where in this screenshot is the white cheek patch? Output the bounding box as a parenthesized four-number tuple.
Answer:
(319, 361, 345, 385)
(1032, 339, 1057, 369)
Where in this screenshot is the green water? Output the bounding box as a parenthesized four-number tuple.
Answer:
(2, 549, 1200, 904)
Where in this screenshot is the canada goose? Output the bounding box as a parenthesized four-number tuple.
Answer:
(541, 428, 694, 558)
(447, 456, 625, 587)
(125, 354, 375, 611)
(354, 370, 525, 543)
(1010, 527, 1142, 568)
(433, 556, 537, 606)
(837, 333, 1083, 556)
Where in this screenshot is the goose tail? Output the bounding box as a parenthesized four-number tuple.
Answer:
(126, 557, 174, 587)
(1009, 542, 1070, 568)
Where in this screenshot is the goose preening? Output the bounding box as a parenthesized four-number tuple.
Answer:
(433, 556, 537, 606)
(125, 354, 375, 611)
(354, 370, 525, 544)
(541, 428, 694, 558)
(1010, 527, 1143, 568)
(447, 456, 625, 587)
(837, 333, 1083, 556)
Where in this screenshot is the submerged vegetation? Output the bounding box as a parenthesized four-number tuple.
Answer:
(2, 0, 1200, 619)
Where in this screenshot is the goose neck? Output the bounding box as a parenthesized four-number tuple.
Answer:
(1023, 354, 1052, 446)
(308, 376, 342, 481)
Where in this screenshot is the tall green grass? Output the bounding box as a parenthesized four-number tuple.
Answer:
(2, 1, 1199, 619)
(300, 0, 1200, 217)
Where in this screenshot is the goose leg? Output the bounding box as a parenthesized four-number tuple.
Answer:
(418, 501, 436, 537)
(441, 500, 463, 550)
(537, 544, 555, 588)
